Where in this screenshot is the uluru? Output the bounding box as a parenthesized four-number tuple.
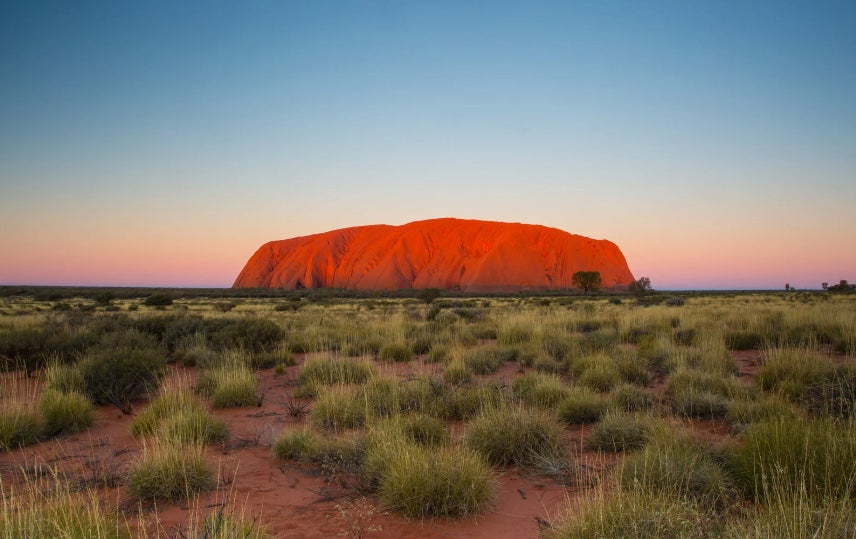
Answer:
(233, 218, 635, 291)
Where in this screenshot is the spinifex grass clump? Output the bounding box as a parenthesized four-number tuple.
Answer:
(0, 408, 40, 451)
(379, 443, 494, 519)
(466, 406, 565, 468)
(131, 387, 226, 444)
(197, 355, 259, 408)
(464, 348, 503, 375)
(296, 356, 376, 397)
(618, 437, 733, 506)
(43, 359, 84, 394)
(666, 368, 742, 419)
(311, 385, 367, 430)
(757, 348, 835, 402)
(546, 489, 717, 539)
(442, 358, 471, 385)
(512, 372, 572, 409)
(0, 469, 131, 538)
(128, 442, 212, 502)
(585, 411, 651, 452)
(610, 383, 656, 411)
(727, 417, 856, 502)
(379, 343, 414, 362)
(38, 389, 94, 437)
(558, 387, 610, 424)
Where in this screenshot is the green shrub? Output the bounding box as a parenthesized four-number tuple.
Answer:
(77, 331, 167, 413)
(0, 409, 40, 450)
(38, 390, 94, 437)
(379, 443, 494, 519)
(379, 343, 414, 362)
(466, 406, 565, 468)
(727, 417, 856, 501)
(143, 293, 173, 307)
(558, 388, 610, 424)
(585, 412, 651, 452)
(209, 318, 284, 353)
(726, 396, 796, 429)
(128, 443, 212, 502)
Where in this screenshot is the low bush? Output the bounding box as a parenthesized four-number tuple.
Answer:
(466, 406, 566, 468)
(77, 331, 167, 414)
(209, 318, 284, 353)
(726, 396, 796, 430)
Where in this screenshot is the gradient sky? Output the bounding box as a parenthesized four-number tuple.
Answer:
(1, 1, 854, 289)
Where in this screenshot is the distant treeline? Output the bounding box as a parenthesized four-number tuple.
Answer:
(0, 285, 810, 302)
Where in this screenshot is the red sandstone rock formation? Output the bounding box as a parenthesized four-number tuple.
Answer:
(233, 218, 634, 291)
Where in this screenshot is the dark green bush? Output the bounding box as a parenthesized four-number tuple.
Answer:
(142, 293, 174, 307)
(77, 331, 167, 413)
(209, 318, 284, 353)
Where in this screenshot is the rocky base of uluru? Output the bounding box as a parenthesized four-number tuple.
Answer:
(233, 218, 634, 291)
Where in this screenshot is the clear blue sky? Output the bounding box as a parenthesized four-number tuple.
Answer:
(1, 1, 854, 289)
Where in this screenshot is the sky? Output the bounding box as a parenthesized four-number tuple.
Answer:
(1, 1, 854, 290)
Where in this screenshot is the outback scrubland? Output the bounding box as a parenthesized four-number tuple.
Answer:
(0, 290, 854, 538)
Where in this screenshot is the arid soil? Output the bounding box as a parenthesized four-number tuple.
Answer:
(3, 343, 850, 538)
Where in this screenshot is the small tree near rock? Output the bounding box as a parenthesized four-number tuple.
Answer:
(572, 271, 602, 295)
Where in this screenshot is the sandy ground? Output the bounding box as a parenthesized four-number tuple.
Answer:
(4, 346, 847, 538)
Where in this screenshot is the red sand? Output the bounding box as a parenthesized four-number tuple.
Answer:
(233, 218, 635, 291)
(3, 344, 820, 537)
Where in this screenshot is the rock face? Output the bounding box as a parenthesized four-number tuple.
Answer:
(233, 218, 635, 291)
